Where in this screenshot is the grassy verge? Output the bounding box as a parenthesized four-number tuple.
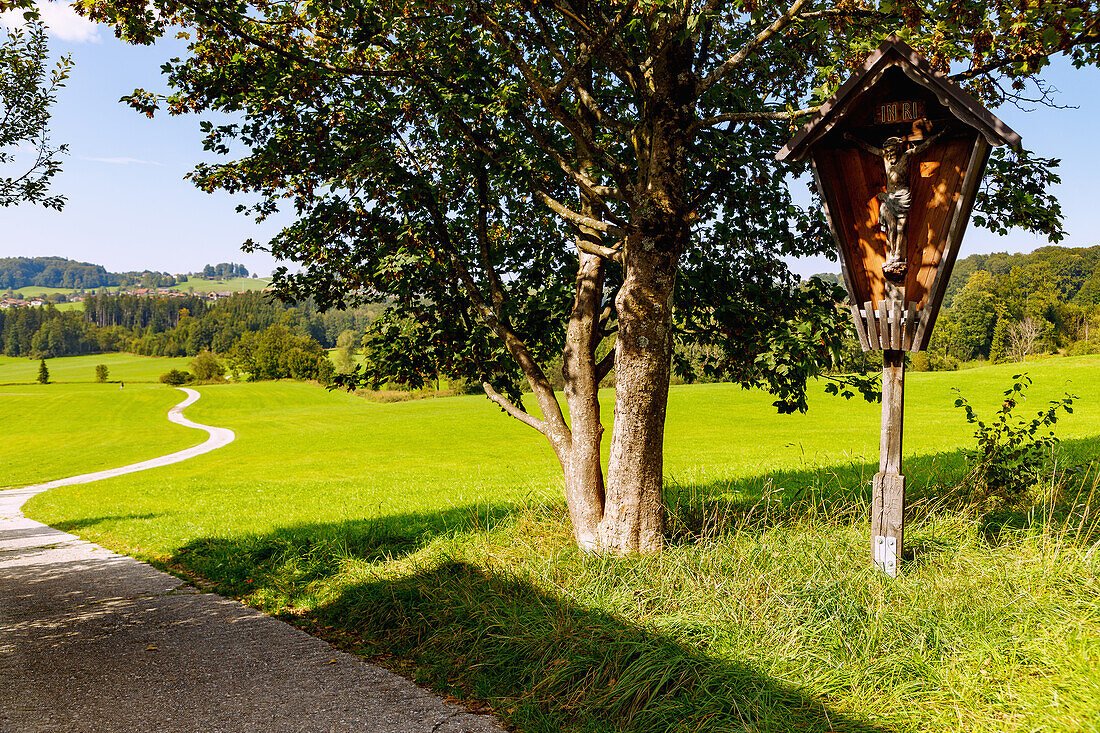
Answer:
(20, 357, 1100, 732)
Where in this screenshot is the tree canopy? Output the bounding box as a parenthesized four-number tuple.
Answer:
(85, 0, 1099, 552)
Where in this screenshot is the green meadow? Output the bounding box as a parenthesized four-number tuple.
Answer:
(9, 285, 83, 298)
(16, 355, 1100, 733)
(0, 353, 193, 384)
(177, 276, 270, 294)
(0, 383, 203, 487)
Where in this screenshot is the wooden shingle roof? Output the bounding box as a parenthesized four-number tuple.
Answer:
(777, 35, 1020, 162)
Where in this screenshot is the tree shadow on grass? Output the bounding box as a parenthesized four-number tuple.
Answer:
(165, 503, 525, 596)
(170, 520, 894, 733)
(48, 514, 162, 533)
(665, 435, 1100, 552)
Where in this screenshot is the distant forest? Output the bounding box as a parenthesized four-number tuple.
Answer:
(0, 256, 259, 291)
(0, 257, 118, 290)
(824, 245, 1100, 371)
(929, 245, 1100, 366)
(0, 291, 382, 362)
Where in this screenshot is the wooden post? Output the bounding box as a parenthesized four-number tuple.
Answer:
(872, 348, 905, 576)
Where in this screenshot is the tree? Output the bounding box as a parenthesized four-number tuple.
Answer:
(1008, 316, 1046, 362)
(1, 4, 70, 209)
(333, 329, 359, 374)
(989, 315, 1009, 364)
(85, 0, 1090, 553)
(190, 350, 224, 380)
(949, 271, 1000, 361)
(36, 358, 47, 384)
(95, 363, 109, 382)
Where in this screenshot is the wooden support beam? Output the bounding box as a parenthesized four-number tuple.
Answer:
(872, 349, 905, 576)
(850, 304, 871, 350)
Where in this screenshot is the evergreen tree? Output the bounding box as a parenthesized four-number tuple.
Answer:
(990, 316, 1009, 364)
(37, 359, 48, 384)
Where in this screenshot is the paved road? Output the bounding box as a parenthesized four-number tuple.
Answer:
(0, 388, 504, 733)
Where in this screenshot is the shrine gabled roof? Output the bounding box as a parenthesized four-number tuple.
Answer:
(776, 35, 1021, 162)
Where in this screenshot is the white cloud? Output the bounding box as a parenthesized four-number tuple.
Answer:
(83, 156, 163, 166)
(1, 2, 101, 43)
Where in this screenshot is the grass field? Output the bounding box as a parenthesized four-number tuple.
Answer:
(0, 383, 204, 487)
(176, 277, 270, 294)
(18, 356, 1100, 733)
(0, 353, 193, 384)
(8, 285, 84, 297)
(8, 277, 269, 298)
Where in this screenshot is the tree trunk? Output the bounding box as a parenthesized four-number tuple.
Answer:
(599, 227, 680, 553)
(561, 250, 607, 551)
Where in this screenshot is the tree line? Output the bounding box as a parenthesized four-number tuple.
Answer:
(197, 262, 249, 279)
(930, 245, 1100, 366)
(0, 256, 185, 291)
(0, 291, 380, 370)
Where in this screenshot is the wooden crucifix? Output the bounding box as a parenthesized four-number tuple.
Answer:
(777, 35, 1021, 576)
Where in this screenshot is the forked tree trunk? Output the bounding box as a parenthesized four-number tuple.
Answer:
(512, 34, 691, 555)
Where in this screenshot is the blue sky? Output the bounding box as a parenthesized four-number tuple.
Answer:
(2, 3, 1099, 279)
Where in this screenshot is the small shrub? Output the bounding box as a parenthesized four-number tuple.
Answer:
(37, 359, 49, 384)
(1066, 339, 1098, 356)
(160, 369, 193, 386)
(953, 373, 1075, 509)
(95, 364, 109, 383)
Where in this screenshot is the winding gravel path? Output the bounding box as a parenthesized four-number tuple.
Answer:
(0, 387, 503, 733)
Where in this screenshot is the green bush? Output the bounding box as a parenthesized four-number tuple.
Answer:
(1066, 339, 1098, 356)
(94, 364, 109, 382)
(189, 350, 225, 381)
(953, 374, 1075, 509)
(159, 369, 193, 386)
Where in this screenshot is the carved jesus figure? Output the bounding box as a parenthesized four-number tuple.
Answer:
(845, 129, 945, 282)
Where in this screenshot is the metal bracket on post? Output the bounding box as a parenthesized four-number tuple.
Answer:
(874, 535, 898, 577)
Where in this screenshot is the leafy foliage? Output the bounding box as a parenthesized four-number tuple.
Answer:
(159, 368, 192, 386)
(189, 350, 224, 381)
(973, 147, 1064, 242)
(94, 363, 109, 382)
(953, 374, 1075, 508)
(0, 8, 69, 209)
(930, 245, 1100, 364)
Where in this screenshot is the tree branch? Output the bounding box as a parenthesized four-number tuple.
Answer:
(699, 0, 809, 93)
(536, 191, 628, 237)
(473, 7, 630, 179)
(595, 345, 616, 382)
(550, 0, 636, 98)
(483, 382, 549, 434)
(691, 105, 820, 133)
(577, 238, 623, 264)
(475, 163, 507, 318)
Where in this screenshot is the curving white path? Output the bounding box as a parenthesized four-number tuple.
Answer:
(1, 387, 235, 511)
(0, 385, 504, 732)
(1, 387, 234, 508)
